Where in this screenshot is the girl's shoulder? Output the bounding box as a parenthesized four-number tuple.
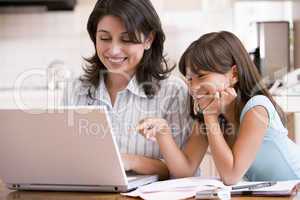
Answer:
(239, 95, 277, 124)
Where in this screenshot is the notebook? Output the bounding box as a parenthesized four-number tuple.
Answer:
(231, 181, 300, 197)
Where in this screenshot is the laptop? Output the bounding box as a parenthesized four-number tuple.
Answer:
(0, 107, 158, 192)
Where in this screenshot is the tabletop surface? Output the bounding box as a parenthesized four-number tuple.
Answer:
(0, 180, 298, 200)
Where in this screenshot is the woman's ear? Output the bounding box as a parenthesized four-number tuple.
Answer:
(229, 65, 238, 86)
(144, 32, 155, 50)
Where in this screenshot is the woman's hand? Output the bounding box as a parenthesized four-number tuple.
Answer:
(121, 153, 134, 171)
(121, 153, 170, 179)
(136, 118, 172, 141)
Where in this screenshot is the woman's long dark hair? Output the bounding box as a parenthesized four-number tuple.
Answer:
(82, 0, 173, 99)
(179, 31, 286, 128)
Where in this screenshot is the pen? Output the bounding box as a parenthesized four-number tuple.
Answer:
(232, 181, 277, 190)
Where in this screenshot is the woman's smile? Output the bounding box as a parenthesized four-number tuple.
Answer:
(106, 56, 128, 65)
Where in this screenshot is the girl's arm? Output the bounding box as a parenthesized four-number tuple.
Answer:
(138, 120, 209, 178)
(204, 106, 269, 185)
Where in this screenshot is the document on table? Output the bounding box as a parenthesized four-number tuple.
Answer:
(122, 177, 300, 200)
(122, 177, 228, 200)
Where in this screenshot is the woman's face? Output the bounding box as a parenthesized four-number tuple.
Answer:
(186, 66, 231, 109)
(96, 15, 152, 77)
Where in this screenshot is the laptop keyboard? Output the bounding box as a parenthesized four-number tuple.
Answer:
(127, 176, 139, 181)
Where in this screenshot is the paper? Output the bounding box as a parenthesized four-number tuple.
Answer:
(139, 177, 225, 193)
(140, 190, 198, 200)
(124, 185, 214, 200)
(122, 177, 228, 200)
(123, 178, 300, 199)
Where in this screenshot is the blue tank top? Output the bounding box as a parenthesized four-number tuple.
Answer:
(240, 95, 300, 181)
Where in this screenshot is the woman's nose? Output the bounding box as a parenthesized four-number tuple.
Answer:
(108, 42, 122, 55)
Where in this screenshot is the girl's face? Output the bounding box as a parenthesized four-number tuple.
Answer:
(186, 66, 233, 109)
(96, 15, 153, 77)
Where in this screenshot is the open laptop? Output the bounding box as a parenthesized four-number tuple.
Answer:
(0, 107, 158, 192)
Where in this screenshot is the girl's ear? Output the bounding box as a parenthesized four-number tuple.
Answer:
(229, 65, 238, 86)
(144, 32, 155, 50)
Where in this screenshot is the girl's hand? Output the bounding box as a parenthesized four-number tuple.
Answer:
(136, 118, 172, 141)
(197, 87, 237, 117)
(194, 92, 221, 116)
(220, 87, 237, 111)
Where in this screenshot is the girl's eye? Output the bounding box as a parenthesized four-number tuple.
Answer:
(197, 74, 206, 79)
(186, 77, 192, 82)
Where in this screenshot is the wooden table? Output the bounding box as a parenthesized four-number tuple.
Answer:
(0, 181, 299, 200)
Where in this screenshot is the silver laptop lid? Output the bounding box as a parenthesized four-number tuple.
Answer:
(0, 107, 128, 188)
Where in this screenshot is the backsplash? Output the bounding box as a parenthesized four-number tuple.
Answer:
(0, 0, 292, 89)
(0, 0, 96, 88)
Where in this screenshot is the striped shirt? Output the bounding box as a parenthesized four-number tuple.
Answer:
(62, 74, 193, 159)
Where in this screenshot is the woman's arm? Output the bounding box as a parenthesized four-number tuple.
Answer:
(122, 154, 169, 180)
(138, 120, 209, 178)
(204, 106, 269, 185)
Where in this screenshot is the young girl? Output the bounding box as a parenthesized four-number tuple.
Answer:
(137, 31, 300, 184)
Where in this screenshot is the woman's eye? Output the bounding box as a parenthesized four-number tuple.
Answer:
(121, 37, 134, 43)
(98, 35, 111, 41)
(100, 38, 111, 41)
(122, 39, 132, 43)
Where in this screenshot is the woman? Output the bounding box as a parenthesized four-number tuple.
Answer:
(63, 0, 192, 179)
(137, 31, 300, 184)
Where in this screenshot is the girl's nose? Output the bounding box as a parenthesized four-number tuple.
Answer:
(188, 79, 199, 90)
(188, 84, 199, 96)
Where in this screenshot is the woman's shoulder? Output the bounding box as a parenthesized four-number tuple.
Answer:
(71, 78, 90, 94)
(66, 77, 96, 97)
(159, 74, 188, 92)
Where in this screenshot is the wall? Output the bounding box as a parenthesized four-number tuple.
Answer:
(293, 1, 300, 69)
(0, 0, 97, 89)
(234, 1, 291, 51)
(0, 0, 293, 89)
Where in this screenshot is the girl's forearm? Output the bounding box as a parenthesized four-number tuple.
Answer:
(156, 134, 197, 178)
(204, 116, 238, 184)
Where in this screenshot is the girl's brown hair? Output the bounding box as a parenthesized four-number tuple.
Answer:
(179, 31, 286, 127)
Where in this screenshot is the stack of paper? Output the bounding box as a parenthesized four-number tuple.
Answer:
(122, 177, 300, 200)
(122, 177, 228, 200)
